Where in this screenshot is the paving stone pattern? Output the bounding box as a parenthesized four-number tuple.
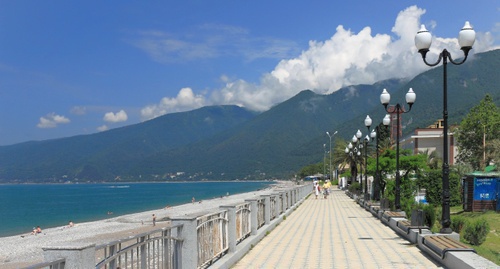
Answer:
(232, 189, 444, 269)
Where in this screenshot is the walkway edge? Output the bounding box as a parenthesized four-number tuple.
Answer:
(355, 196, 498, 269)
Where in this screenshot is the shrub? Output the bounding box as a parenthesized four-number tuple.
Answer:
(348, 182, 361, 195)
(463, 217, 490, 245)
(450, 215, 468, 233)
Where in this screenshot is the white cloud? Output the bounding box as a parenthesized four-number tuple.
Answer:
(70, 106, 87, 115)
(97, 125, 109, 132)
(37, 113, 71, 128)
(103, 110, 128, 123)
(131, 24, 299, 63)
(140, 5, 496, 118)
(141, 87, 206, 120)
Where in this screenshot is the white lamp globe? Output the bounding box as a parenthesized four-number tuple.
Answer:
(415, 24, 432, 51)
(458, 21, 475, 49)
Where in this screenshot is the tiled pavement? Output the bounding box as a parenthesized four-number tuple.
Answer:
(232, 189, 444, 269)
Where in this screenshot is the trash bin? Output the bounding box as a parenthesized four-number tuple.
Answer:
(411, 209, 424, 226)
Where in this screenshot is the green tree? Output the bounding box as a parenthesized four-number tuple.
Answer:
(334, 137, 362, 184)
(422, 169, 462, 207)
(375, 149, 427, 211)
(419, 149, 441, 170)
(298, 162, 324, 179)
(456, 95, 500, 170)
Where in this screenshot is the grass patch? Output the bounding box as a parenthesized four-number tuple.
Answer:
(438, 207, 500, 265)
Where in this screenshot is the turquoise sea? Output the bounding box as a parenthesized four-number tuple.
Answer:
(0, 181, 274, 237)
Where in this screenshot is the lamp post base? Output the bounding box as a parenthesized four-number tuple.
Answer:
(440, 227, 453, 234)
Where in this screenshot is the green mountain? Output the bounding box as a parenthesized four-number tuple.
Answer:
(0, 105, 257, 182)
(1, 49, 499, 182)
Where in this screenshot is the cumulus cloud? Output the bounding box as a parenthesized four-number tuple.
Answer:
(37, 113, 71, 128)
(141, 87, 206, 120)
(97, 125, 109, 132)
(140, 5, 496, 119)
(103, 110, 128, 123)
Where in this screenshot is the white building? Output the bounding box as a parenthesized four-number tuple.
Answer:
(411, 119, 458, 165)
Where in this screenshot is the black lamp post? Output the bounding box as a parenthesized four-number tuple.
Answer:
(323, 144, 327, 180)
(415, 21, 475, 233)
(326, 131, 337, 181)
(380, 88, 416, 211)
(345, 142, 358, 186)
(346, 132, 362, 187)
(355, 130, 363, 186)
(368, 115, 391, 201)
(363, 134, 371, 200)
(370, 128, 379, 200)
(364, 116, 372, 200)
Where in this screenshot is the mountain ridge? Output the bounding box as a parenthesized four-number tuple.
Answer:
(1, 49, 499, 182)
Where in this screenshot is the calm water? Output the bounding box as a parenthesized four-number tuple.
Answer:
(0, 181, 273, 237)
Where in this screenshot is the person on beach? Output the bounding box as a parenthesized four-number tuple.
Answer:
(192, 197, 195, 203)
(152, 214, 156, 226)
(68, 221, 74, 227)
(31, 226, 42, 235)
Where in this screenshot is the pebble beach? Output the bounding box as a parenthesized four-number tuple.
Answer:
(0, 181, 296, 268)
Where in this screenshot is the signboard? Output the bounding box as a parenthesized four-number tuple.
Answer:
(473, 177, 498, 201)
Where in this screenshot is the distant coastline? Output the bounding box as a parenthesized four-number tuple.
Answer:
(0, 181, 279, 238)
(0, 181, 296, 269)
(0, 179, 278, 185)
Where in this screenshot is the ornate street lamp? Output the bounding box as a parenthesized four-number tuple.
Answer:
(380, 88, 416, 211)
(326, 131, 338, 181)
(370, 114, 391, 201)
(323, 144, 327, 180)
(355, 130, 363, 186)
(364, 116, 372, 200)
(363, 134, 371, 200)
(345, 142, 358, 185)
(415, 21, 475, 233)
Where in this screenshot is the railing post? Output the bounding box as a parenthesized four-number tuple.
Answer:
(280, 192, 285, 212)
(42, 243, 95, 269)
(140, 235, 147, 269)
(174, 226, 183, 268)
(286, 191, 290, 209)
(281, 191, 287, 211)
(263, 195, 271, 225)
(245, 199, 258, 235)
(171, 215, 199, 269)
(220, 205, 237, 253)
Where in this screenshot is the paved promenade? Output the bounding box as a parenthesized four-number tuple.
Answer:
(232, 189, 443, 269)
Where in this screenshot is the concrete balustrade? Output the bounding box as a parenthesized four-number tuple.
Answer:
(28, 183, 311, 269)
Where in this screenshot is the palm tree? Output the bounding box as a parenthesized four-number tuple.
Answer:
(419, 149, 442, 170)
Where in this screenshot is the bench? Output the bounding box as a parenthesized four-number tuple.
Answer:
(382, 211, 406, 222)
(422, 235, 476, 259)
(396, 220, 428, 234)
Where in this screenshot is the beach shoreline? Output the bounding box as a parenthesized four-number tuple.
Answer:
(0, 180, 296, 268)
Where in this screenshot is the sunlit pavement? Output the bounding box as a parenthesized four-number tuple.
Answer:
(232, 189, 443, 269)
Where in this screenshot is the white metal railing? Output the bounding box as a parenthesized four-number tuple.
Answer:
(197, 211, 228, 268)
(235, 203, 251, 243)
(257, 198, 265, 228)
(95, 225, 182, 269)
(270, 196, 277, 220)
(29, 183, 312, 269)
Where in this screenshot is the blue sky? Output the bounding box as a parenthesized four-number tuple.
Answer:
(0, 1, 498, 146)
